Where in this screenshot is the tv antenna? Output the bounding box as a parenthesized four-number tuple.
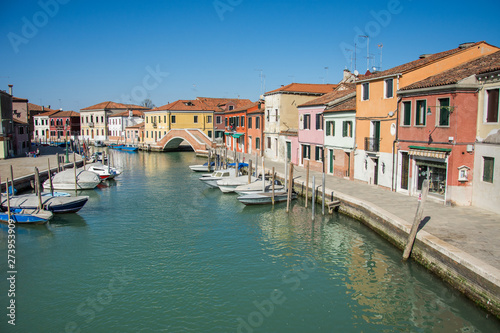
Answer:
(378, 44, 383, 71)
(359, 35, 370, 71)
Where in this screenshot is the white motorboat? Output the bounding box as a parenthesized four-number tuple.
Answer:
(189, 162, 215, 172)
(217, 175, 258, 193)
(234, 180, 285, 195)
(237, 191, 297, 205)
(43, 169, 101, 190)
(1, 193, 89, 213)
(199, 169, 237, 188)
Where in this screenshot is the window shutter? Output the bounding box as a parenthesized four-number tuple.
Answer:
(326, 121, 330, 136)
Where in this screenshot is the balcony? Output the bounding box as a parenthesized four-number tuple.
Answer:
(152, 122, 157, 128)
(364, 137, 380, 152)
(88, 122, 94, 128)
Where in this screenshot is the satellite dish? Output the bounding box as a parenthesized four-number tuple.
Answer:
(353, 70, 359, 76)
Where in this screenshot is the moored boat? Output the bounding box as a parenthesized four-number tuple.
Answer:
(43, 169, 101, 190)
(189, 162, 215, 172)
(234, 179, 285, 195)
(199, 169, 236, 188)
(120, 145, 138, 152)
(1, 194, 89, 213)
(0, 208, 53, 224)
(237, 191, 297, 205)
(217, 175, 258, 193)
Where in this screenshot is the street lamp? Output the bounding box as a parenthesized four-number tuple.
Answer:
(65, 123, 69, 163)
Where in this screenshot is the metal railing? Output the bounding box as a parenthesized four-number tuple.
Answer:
(364, 137, 380, 152)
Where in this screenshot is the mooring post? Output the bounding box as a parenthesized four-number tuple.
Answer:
(73, 152, 78, 193)
(48, 158, 53, 196)
(56, 153, 60, 172)
(9, 165, 14, 196)
(403, 179, 429, 260)
(272, 166, 275, 206)
(312, 176, 316, 221)
(305, 160, 309, 208)
(6, 178, 11, 221)
(286, 162, 293, 213)
(34, 167, 42, 210)
(248, 160, 252, 184)
(322, 173, 326, 215)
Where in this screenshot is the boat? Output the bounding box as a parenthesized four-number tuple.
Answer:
(120, 145, 138, 152)
(0, 208, 53, 224)
(189, 162, 215, 172)
(237, 191, 297, 205)
(234, 179, 285, 195)
(1, 194, 89, 213)
(83, 165, 118, 180)
(94, 140, 105, 147)
(85, 162, 122, 178)
(109, 144, 124, 149)
(217, 175, 258, 193)
(199, 169, 237, 188)
(42, 169, 101, 190)
(41, 191, 71, 197)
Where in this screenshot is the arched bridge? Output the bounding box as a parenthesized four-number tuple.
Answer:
(150, 129, 215, 154)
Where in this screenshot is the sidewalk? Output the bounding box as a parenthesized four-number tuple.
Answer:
(239, 153, 500, 271)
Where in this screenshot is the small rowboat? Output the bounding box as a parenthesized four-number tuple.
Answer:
(0, 208, 53, 224)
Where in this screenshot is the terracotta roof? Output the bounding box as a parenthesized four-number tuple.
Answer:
(360, 41, 496, 81)
(400, 50, 500, 91)
(151, 98, 253, 112)
(227, 101, 260, 113)
(49, 111, 79, 117)
(324, 96, 356, 113)
(80, 101, 150, 111)
(299, 84, 356, 107)
(197, 97, 253, 110)
(28, 103, 58, 113)
(12, 97, 28, 102)
(265, 83, 338, 95)
(109, 110, 145, 117)
(33, 109, 60, 117)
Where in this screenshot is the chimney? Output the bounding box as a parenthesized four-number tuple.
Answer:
(419, 54, 432, 59)
(8, 84, 13, 96)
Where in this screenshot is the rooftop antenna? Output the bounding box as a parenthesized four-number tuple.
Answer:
(378, 44, 383, 71)
(255, 69, 264, 95)
(345, 48, 353, 72)
(324, 67, 329, 84)
(359, 35, 369, 71)
(354, 43, 357, 73)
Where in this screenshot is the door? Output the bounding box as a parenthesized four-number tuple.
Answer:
(329, 149, 334, 174)
(372, 121, 381, 151)
(286, 141, 291, 162)
(346, 152, 350, 178)
(373, 158, 379, 185)
(401, 152, 409, 190)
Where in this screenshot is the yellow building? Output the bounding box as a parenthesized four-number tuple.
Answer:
(354, 41, 499, 190)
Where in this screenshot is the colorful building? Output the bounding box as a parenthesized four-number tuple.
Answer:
(224, 102, 252, 154)
(246, 101, 265, 156)
(49, 111, 81, 141)
(263, 83, 337, 164)
(33, 108, 59, 143)
(0, 90, 14, 158)
(80, 101, 149, 142)
(108, 110, 145, 143)
(397, 51, 500, 205)
(354, 41, 499, 190)
(125, 122, 144, 144)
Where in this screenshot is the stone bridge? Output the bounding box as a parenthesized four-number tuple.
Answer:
(150, 129, 215, 154)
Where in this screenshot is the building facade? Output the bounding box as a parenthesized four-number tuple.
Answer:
(108, 110, 144, 143)
(49, 111, 81, 141)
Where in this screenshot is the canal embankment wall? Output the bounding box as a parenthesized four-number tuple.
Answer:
(266, 167, 500, 318)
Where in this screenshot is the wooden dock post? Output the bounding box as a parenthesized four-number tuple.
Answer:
(6, 178, 11, 221)
(34, 167, 42, 209)
(286, 162, 293, 213)
(48, 158, 54, 196)
(208, 149, 211, 172)
(272, 166, 275, 206)
(403, 179, 429, 260)
(248, 160, 252, 184)
(9, 165, 14, 195)
(305, 160, 309, 208)
(73, 152, 78, 193)
(56, 153, 60, 172)
(312, 176, 315, 221)
(261, 157, 265, 192)
(322, 173, 326, 215)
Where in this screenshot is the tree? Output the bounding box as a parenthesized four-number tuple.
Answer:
(141, 99, 155, 109)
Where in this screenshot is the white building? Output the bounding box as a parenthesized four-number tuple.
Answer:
(108, 110, 145, 143)
(33, 109, 59, 143)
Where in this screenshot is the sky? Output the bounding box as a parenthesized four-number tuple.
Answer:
(1, 0, 500, 111)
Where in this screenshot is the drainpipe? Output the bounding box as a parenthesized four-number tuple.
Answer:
(392, 96, 402, 192)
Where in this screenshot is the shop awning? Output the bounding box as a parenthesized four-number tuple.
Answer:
(408, 146, 450, 159)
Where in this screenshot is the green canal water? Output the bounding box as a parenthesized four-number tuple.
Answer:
(1, 151, 499, 333)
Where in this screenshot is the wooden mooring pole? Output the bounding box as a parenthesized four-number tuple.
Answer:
(305, 160, 309, 208)
(286, 162, 293, 213)
(322, 172, 326, 215)
(248, 160, 252, 184)
(271, 166, 275, 206)
(312, 176, 315, 221)
(403, 179, 429, 260)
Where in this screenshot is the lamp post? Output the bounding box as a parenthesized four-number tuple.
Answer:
(65, 123, 69, 163)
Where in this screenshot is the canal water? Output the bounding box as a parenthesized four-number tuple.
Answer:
(1, 151, 499, 333)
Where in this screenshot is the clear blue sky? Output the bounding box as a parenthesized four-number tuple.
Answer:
(1, 0, 499, 111)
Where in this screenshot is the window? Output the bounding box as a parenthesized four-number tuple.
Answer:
(216, 116, 222, 124)
(255, 137, 260, 150)
(302, 144, 311, 159)
(402, 101, 411, 126)
(267, 137, 271, 149)
(415, 100, 427, 126)
(235, 116, 239, 127)
(275, 109, 279, 121)
(35, 119, 38, 126)
(164, 116, 167, 123)
(483, 157, 494, 183)
(225, 118, 228, 126)
(146, 117, 148, 123)
(342, 121, 353, 137)
(316, 113, 323, 130)
(194, 115, 198, 123)
(51, 119, 54, 126)
(362, 82, 370, 101)
(385, 79, 394, 98)
(171, 115, 176, 123)
(228, 105, 234, 111)
(315, 146, 323, 161)
(256, 117, 260, 129)
(241, 116, 244, 127)
(438, 98, 450, 126)
(207, 115, 212, 123)
(326, 121, 335, 136)
(303, 114, 311, 130)
(486, 88, 499, 123)
(101, 116, 104, 123)
(208, 130, 212, 138)
(248, 117, 252, 129)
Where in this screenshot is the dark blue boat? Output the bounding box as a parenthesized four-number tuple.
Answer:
(0, 208, 53, 224)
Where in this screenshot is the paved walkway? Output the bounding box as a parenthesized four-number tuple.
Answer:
(236, 153, 500, 271)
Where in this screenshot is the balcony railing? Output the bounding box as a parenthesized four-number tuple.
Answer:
(364, 137, 380, 152)
(88, 122, 94, 127)
(152, 122, 157, 128)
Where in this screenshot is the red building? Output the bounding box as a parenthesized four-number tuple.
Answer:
(224, 102, 256, 154)
(396, 51, 500, 205)
(49, 111, 81, 141)
(246, 101, 265, 156)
